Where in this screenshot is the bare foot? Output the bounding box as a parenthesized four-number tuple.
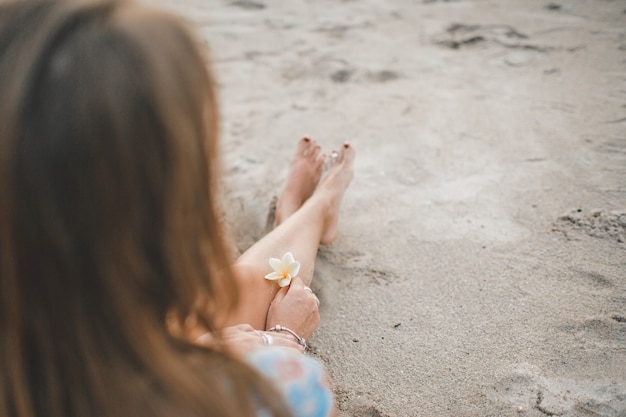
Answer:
(274, 137, 325, 227)
(313, 142, 356, 245)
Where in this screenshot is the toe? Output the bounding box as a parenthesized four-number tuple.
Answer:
(326, 149, 338, 168)
(315, 153, 326, 172)
(296, 136, 312, 156)
(338, 142, 355, 164)
(309, 145, 322, 161)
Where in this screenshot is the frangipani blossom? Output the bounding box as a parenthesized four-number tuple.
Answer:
(264, 252, 301, 287)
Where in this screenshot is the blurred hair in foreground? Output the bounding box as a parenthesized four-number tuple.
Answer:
(0, 1, 292, 416)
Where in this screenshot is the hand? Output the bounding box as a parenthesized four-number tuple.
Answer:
(194, 324, 304, 355)
(266, 276, 320, 339)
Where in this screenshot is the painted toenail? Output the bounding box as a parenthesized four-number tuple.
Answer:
(343, 143, 350, 148)
(303, 137, 310, 142)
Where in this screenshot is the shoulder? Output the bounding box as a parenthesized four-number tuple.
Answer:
(246, 348, 334, 417)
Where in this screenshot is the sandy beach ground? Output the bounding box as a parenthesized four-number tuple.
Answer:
(149, 0, 625, 415)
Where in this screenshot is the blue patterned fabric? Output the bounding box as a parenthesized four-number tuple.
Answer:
(246, 348, 334, 417)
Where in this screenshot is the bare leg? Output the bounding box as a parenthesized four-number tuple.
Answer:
(274, 137, 325, 227)
(225, 141, 355, 329)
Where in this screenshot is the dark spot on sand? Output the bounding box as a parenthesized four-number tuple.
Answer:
(567, 45, 586, 53)
(367, 70, 400, 83)
(232, 0, 266, 10)
(393, 323, 401, 328)
(330, 69, 353, 83)
(546, 3, 561, 11)
(352, 338, 359, 342)
(433, 23, 554, 54)
(315, 24, 351, 39)
(544, 68, 560, 75)
(612, 315, 626, 323)
(535, 390, 560, 416)
(438, 35, 485, 49)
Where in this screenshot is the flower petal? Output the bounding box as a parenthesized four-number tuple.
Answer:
(264, 272, 282, 281)
(278, 275, 292, 287)
(282, 252, 295, 265)
(286, 261, 300, 277)
(269, 257, 283, 272)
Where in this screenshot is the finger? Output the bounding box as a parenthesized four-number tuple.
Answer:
(222, 324, 252, 338)
(309, 296, 320, 313)
(311, 293, 320, 307)
(290, 277, 318, 306)
(194, 333, 213, 346)
(302, 285, 320, 306)
(267, 332, 305, 352)
(224, 333, 266, 355)
(271, 285, 289, 304)
(289, 276, 305, 291)
(220, 327, 237, 337)
(257, 331, 299, 348)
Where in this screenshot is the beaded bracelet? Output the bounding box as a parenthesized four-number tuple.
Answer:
(267, 325, 307, 349)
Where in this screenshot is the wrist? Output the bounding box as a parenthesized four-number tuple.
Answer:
(267, 325, 307, 349)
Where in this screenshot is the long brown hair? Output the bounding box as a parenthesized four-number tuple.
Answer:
(0, 1, 291, 416)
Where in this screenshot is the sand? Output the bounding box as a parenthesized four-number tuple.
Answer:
(149, 0, 625, 415)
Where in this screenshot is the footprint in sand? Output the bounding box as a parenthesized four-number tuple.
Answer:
(434, 23, 532, 49)
(334, 392, 389, 417)
(553, 208, 626, 243)
(310, 248, 401, 315)
(317, 248, 400, 287)
(570, 269, 615, 291)
(492, 364, 626, 416)
(282, 53, 399, 84)
(560, 316, 626, 348)
(433, 23, 552, 67)
(330, 69, 400, 84)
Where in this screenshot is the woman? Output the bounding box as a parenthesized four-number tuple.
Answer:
(0, 0, 355, 416)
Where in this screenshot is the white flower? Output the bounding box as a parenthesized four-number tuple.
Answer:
(264, 252, 301, 287)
